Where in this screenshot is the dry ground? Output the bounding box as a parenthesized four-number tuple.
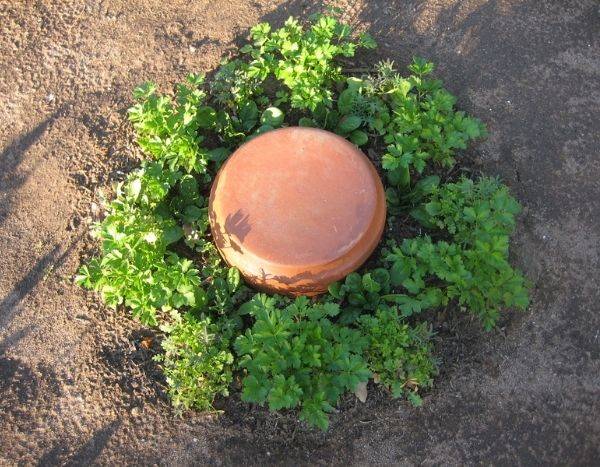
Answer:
(1, 0, 599, 465)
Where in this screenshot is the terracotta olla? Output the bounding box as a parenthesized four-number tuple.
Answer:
(208, 127, 386, 296)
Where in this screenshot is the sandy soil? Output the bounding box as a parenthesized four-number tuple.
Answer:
(1, 0, 599, 465)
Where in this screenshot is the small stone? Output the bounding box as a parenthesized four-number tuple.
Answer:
(131, 407, 141, 416)
(90, 202, 100, 217)
(189, 45, 196, 53)
(354, 381, 368, 403)
(46, 93, 55, 103)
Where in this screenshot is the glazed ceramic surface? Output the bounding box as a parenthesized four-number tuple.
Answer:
(209, 127, 386, 295)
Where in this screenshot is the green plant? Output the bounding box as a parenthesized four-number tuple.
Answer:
(235, 295, 370, 430)
(358, 306, 436, 404)
(156, 311, 234, 412)
(327, 269, 391, 324)
(411, 176, 522, 243)
(261, 106, 285, 127)
(327, 266, 445, 323)
(75, 164, 204, 326)
(394, 59, 485, 155)
(299, 77, 388, 145)
(384, 177, 529, 329)
(375, 58, 486, 188)
(210, 59, 265, 110)
(128, 74, 227, 176)
(241, 15, 376, 110)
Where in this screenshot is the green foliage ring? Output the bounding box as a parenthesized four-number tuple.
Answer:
(77, 14, 529, 430)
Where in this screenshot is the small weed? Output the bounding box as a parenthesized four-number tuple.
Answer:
(235, 295, 370, 430)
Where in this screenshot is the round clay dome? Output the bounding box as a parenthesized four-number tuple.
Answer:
(208, 127, 386, 296)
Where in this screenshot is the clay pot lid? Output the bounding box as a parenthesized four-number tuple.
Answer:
(209, 127, 386, 296)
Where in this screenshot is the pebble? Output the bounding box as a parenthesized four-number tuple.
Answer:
(90, 202, 100, 218)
